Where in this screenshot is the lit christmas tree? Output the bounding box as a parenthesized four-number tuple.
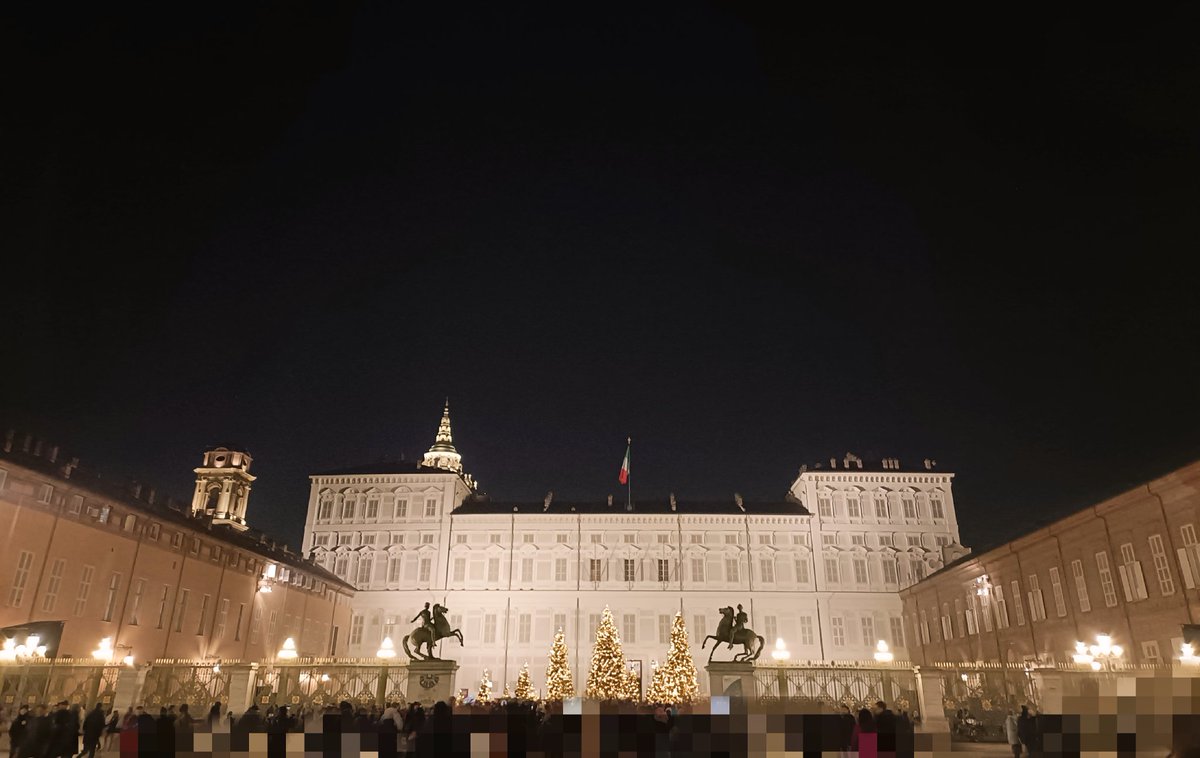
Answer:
(545, 628, 575, 701)
(646, 613, 699, 704)
(586, 606, 631, 700)
(623, 664, 641, 702)
(477, 669, 493, 703)
(502, 684, 511, 699)
(514, 661, 534, 700)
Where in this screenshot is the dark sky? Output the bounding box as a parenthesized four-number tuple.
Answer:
(4, 3, 1199, 552)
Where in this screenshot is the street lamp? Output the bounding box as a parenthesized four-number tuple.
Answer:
(874, 640, 894, 663)
(1178, 643, 1199, 666)
(277, 637, 298, 660)
(376, 637, 397, 659)
(1, 635, 48, 662)
(1073, 634, 1123, 671)
(771, 638, 790, 662)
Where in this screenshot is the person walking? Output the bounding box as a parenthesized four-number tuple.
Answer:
(207, 701, 222, 731)
(8, 705, 29, 756)
(1017, 705, 1036, 757)
(1005, 709, 1022, 757)
(852, 708, 877, 756)
(80, 703, 106, 758)
(103, 708, 121, 752)
(45, 701, 76, 758)
(16, 704, 51, 758)
(176, 703, 195, 751)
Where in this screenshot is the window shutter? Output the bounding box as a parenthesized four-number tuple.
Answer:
(1132, 562, 1148, 599)
(1178, 549, 1197, 589)
(1118, 565, 1134, 602)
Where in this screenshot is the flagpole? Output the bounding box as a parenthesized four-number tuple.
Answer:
(626, 436, 632, 509)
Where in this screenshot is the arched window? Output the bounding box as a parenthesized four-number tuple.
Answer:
(873, 492, 889, 520)
(341, 496, 356, 520)
(929, 493, 945, 520)
(846, 492, 862, 519)
(318, 495, 333, 520)
(902, 494, 917, 520)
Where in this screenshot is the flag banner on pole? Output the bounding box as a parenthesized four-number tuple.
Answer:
(618, 441, 630, 484)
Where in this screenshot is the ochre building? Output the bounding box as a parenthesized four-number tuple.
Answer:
(0, 434, 355, 664)
(900, 459, 1200, 666)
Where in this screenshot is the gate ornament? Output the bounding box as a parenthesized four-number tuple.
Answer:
(402, 602, 464, 661)
(700, 604, 765, 662)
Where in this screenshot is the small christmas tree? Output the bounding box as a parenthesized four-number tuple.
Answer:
(623, 665, 641, 702)
(477, 669, 493, 703)
(502, 684, 511, 699)
(646, 612, 699, 704)
(514, 661, 535, 700)
(586, 606, 630, 700)
(545, 628, 575, 701)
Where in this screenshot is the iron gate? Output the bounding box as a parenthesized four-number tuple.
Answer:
(0, 662, 120, 708)
(252, 659, 408, 709)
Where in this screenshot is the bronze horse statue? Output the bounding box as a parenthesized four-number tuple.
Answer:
(402, 603, 464, 660)
(701, 606, 765, 663)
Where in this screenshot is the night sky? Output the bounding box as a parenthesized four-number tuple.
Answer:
(5, 4, 1199, 552)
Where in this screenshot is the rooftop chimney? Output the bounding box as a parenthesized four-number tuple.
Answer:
(32, 438, 43, 457)
(543, 491, 553, 512)
(48, 445, 59, 463)
(829, 457, 837, 469)
(734, 493, 745, 512)
(607, 494, 613, 507)
(3, 430, 13, 453)
(22, 434, 32, 453)
(669, 493, 677, 512)
(61, 458, 79, 479)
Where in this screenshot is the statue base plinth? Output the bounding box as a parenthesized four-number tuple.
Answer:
(705, 661, 756, 700)
(405, 660, 459, 706)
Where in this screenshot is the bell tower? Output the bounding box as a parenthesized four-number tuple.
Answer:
(190, 447, 255, 531)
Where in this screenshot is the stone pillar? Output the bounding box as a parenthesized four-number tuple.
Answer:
(227, 663, 258, 715)
(705, 662, 756, 701)
(406, 660, 459, 706)
(913, 666, 950, 750)
(113, 665, 150, 711)
(1031, 669, 1063, 714)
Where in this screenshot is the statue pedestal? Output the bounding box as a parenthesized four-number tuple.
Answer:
(705, 661, 756, 701)
(406, 660, 459, 706)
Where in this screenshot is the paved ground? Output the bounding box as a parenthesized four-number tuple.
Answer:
(948, 742, 1013, 754)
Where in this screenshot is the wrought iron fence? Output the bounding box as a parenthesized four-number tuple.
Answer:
(142, 660, 234, 712)
(924, 661, 1040, 729)
(0, 662, 120, 708)
(252, 659, 408, 709)
(752, 663, 919, 713)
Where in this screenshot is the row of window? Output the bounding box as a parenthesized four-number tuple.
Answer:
(914, 526, 1200, 647)
(815, 490, 947, 523)
(331, 550, 934, 590)
(5, 550, 336, 652)
(349, 609, 906, 651)
(316, 496, 439, 521)
(315, 529, 952, 552)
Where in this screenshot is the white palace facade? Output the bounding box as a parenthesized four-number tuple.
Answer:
(301, 406, 970, 696)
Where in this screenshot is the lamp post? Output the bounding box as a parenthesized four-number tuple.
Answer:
(1179, 643, 1200, 666)
(1073, 634, 1124, 672)
(874, 640, 894, 663)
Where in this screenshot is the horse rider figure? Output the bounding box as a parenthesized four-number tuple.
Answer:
(729, 604, 748, 649)
(431, 603, 451, 637)
(412, 602, 435, 635)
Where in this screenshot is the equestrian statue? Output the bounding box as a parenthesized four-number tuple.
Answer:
(700, 604, 765, 663)
(403, 602, 464, 661)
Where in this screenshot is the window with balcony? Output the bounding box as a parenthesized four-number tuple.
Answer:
(589, 559, 602, 582)
(657, 559, 670, 582)
(623, 559, 636, 582)
(760, 559, 774, 583)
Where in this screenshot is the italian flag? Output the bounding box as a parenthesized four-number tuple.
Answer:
(618, 441, 630, 485)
